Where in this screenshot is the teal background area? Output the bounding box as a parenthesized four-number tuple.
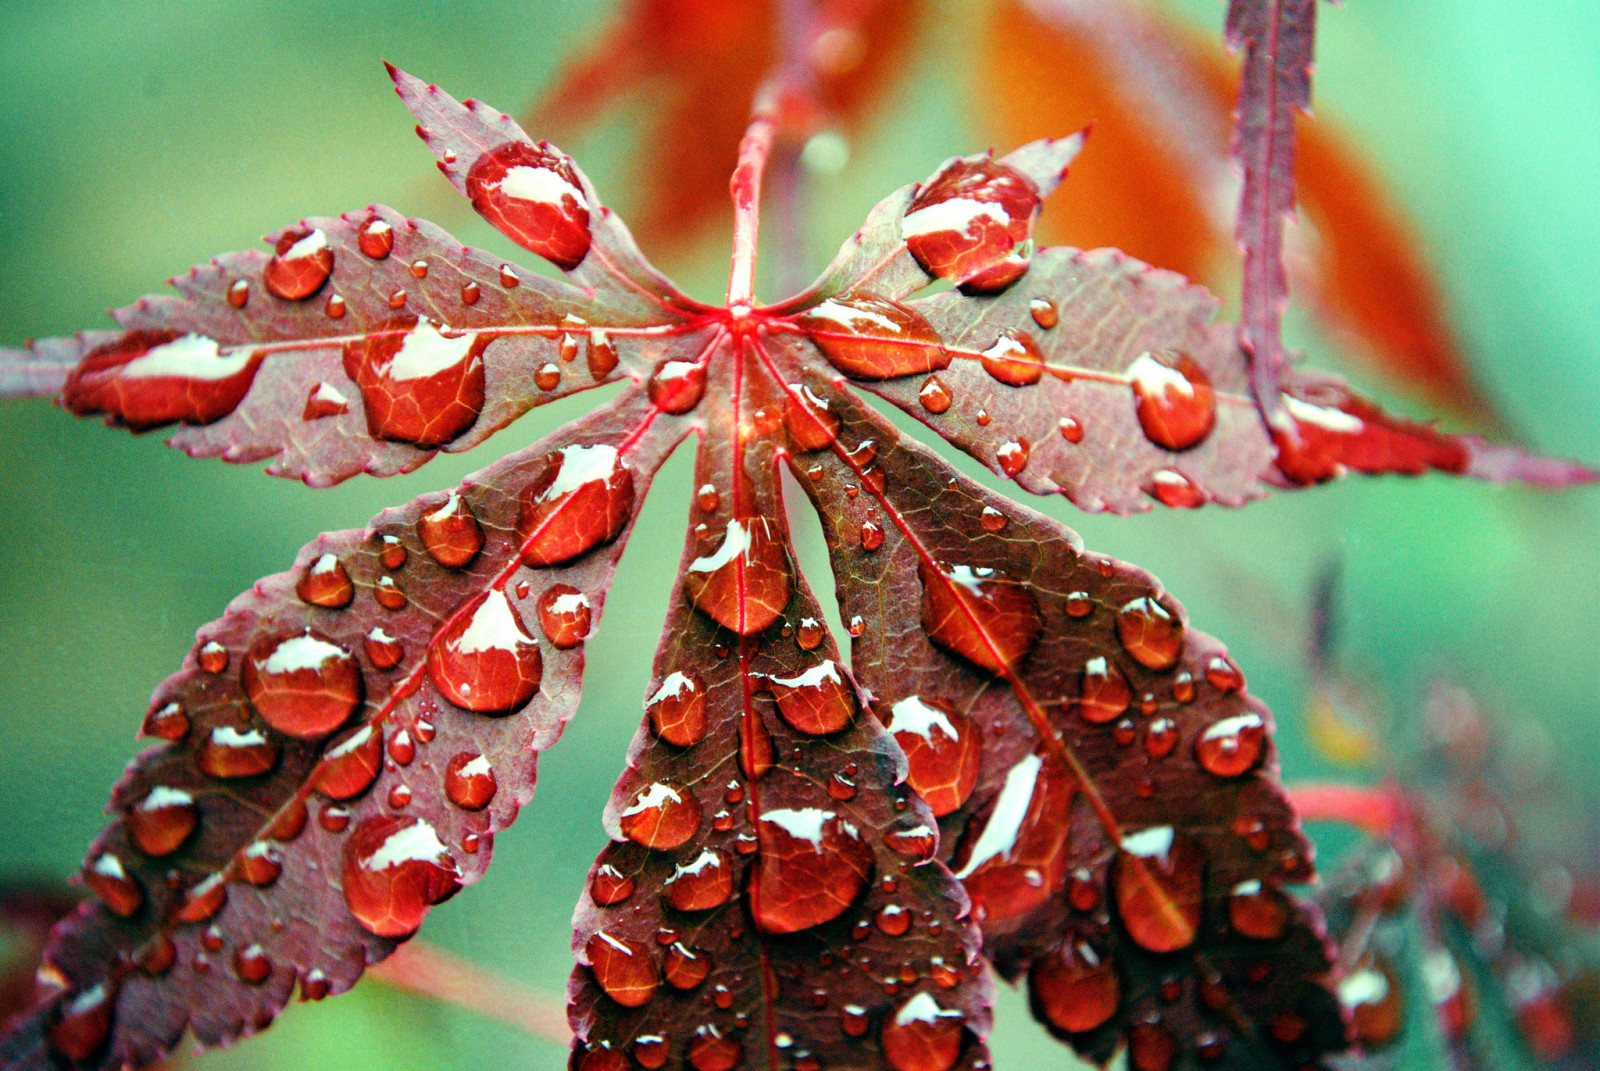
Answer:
(0, 1, 1595, 1069)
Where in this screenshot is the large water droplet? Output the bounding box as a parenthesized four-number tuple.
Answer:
(918, 561, 1042, 674)
(427, 589, 543, 713)
(242, 629, 362, 740)
(1115, 597, 1184, 670)
(620, 782, 701, 850)
(647, 358, 707, 413)
(142, 701, 189, 741)
(684, 518, 792, 635)
(465, 143, 592, 270)
(880, 992, 966, 1071)
(84, 853, 143, 917)
(198, 723, 280, 778)
(1128, 351, 1216, 451)
(358, 217, 394, 259)
(1077, 657, 1131, 723)
(343, 317, 488, 446)
(662, 849, 732, 912)
(518, 444, 635, 567)
(585, 931, 657, 1007)
(751, 807, 873, 933)
(264, 227, 334, 300)
(535, 585, 592, 649)
(797, 296, 949, 380)
(1196, 712, 1266, 777)
(417, 491, 484, 568)
(62, 330, 265, 430)
(887, 696, 980, 817)
(1112, 827, 1203, 953)
(445, 752, 497, 810)
(980, 331, 1044, 387)
(296, 552, 353, 608)
(342, 815, 460, 937)
(903, 156, 1038, 289)
(126, 786, 197, 856)
(1030, 941, 1119, 1033)
(768, 660, 855, 735)
(953, 754, 1070, 921)
(316, 724, 382, 799)
(646, 672, 708, 747)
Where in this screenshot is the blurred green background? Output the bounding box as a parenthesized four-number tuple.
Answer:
(0, 1, 1595, 1068)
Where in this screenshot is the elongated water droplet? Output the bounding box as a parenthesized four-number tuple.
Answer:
(537, 585, 591, 648)
(1128, 351, 1215, 451)
(242, 629, 362, 740)
(1030, 941, 1119, 1033)
(980, 331, 1044, 386)
(428, 589, 542, 713)
(1077, 656, 1131, 723)
(1116, 597, 1184, 670)
(646, 672, 707, 747)
(1342, 959, 1403, 1050)
(417, 491, 484, 568)
(297, 553, 353, 608)
(752, 807, 873, 933)
(198, 723, 279, 778)
(227, 278, 250, 308)
(620, 782, 700, 850)
(342, 815, 460, 937)
(684, 517, 792, 635)
(1148, 469, 1205, 509)
(239, 840, 283, 886)
(785, 383, 839, 450)
(918, 561, 1041, 673)
(585, 931, 657, 1006)
(444, 752, 497, 810)
(343, 316, 488, 446)
(798, 296, 948, 380)
(198, 641, 229, 674)
(317, 724, 382, 799)
(880, 992, 965, 1071)
(888, 696, 980, 817)
(62, 330, 265, 430)
(662, 849, 732, 912)
(1113, 827, 1203, 953)
(465, 143, 592, 270)
(768, 660, 855, 736)
(84, 853, 143, 916)
(176, 873, 226, 922)
(264, 227, 333, 300)
(460, 281, 480, 306)
(375, 575, 407, 611)
(586, 330, 618, 380)
(953, 753, 1071, 920)
(1196, 712, 1266, 777)
(518, 444, 635, 567)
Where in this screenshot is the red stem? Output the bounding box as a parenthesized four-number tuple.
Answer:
(1286, 782, 1402, 836)
(726, 94, 778, 307)
(367, 941, 571, 1045)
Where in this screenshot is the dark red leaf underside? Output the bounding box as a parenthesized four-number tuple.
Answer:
(0, 390, 688, 1071)
(570, 344, 991, 1071)
(774, 381, 1344, 1069)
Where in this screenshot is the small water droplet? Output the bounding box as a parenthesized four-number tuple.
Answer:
(138, 935, 177, 976)
(176, 873, 227, 922)
(591, 862, 635, 905)
(418, 491, 484, 568)
(143, 701, 189, 741)
(684, 517, 792, 634)
(239, 841, 283, 886)
(535, 362, 562, 391)
(975, 409, 991, 426)
(688, 1026, 742, 1071)
(198, 641, 229, 674)
(979, 507, 1007, 532)
(227, 279, 250, 308)
(1205, 654, 1245, 692)
(1149, 469, 1205, 509)
(535, 584, 591, 649)
(647, 357, 707, 413)
(1128, 351, 1216, 451)
(364, 627, 404, 670)
(1227, 879, 1288, 939)
(859, 520, 885, 551)
(663, 848, 733, 911)
(84, 853, 143, 916)
(918, 376, 953, 414)
(1115, 597, 1184, 670)
(48, 984, 114, 1063)
(1030, 298, 1059, 329)
(373, 574, 407, 610)
(1058, 416, 1084, 443)
(996, 440, 1030, 478)
(409, 259, 429, 279)
(633, 1036, 669, 1069)
(234, 944, 272, 985)
(198, 721, 280, 778)
(264, 227, 334, 300)
(876, 904, 911, 936)
(296, 553, 354, 608)
(460, 281, 480, 305)
(586, 331, 619, 380)
(841, 1005, 870, 1037)
(785, 383, 839, 450)
(499, 265, 520, 288)
(388, 288, 408, 309)
(1127, 1018, 1176, 1071)
(620, 782, 701, 849)
(1144, 718, 1178, 758)
(358, 218, 394, 259)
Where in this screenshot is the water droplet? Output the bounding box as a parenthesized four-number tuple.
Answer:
(646, 356, 707, 413)
(418, 491, 484, 568)
(1226, 879, 1288, 939)
(785, 383, 839, 450)
(1128, 351, 1215, 451)
(1030, 298, 1059, 329)
(663, 849, 732, 912)
(234, 944, 272, 985)
(1172, 672, 1195, 703)
(227, 278, 250, 308)
(1057, 416, 1084, 443)
(324, 293, 347, 319)
(386, 728, 416, 766)
(888, 696, 981, 817)
(848, 615, 866, 637)
(1113, 827, 1203, 953)
(585, 931, 657, 1006)
(586, 331, 619, 380)
(1115, 597, 1184, 670)
(841, 1005, 871, 1037)
(903, 156, 1038, 288)
(138, 935, 176, 976)
(634, 1036, 669, 1069)
(979, 507, 1007, 532)
(388, 288, 409, 309)
(176, 873, 227, 922)
(981, 331, 1044, 387)
(198, 641, 229, 674)
(1144, 717, 1178, 758)
(1205, 654, 1245, 692)
(239, 840, 283, 886)
(49, 984, 114, 1062)
(684, 517, 792, 635)
(1127, 1018, 1176, 1071)
(84, 853, 143, 916)
(537, 585, 591, 648)
(696, 484, 720, 513)
(358, 218, 394, 259)
(880, 993, 965, 1071)
(499, 265, 520, 288)
(518, 444, 635, 567)
(657, 943, 708, 992)
(859, 520, 885, 551)
(591, 862, 635, 906)
(373, 574, 407, 610)
(242, 629, 362, 740)
(264, 227, 333, 300)
(343, 316, 488, 446)
(427, 589, 543, 713)
(918, 561, 1042, 673)
(460, 281, 480, 306)
(1076, 657, 1131, 723)
(885, 821, 938, 860)
(798, 296, 949, 380)
(198, 722, 280, 778)
(365, 627, 404, 670)
(1342, 959, 1403, 1050)
(465, 143, 592, 270)
(918, 376, 953, 413)
(996, 439, 1030, 478)
(875, 904, 911, 936)
(752, 808, 873, 933)
(646, 672, 707, 747)
(1196, 712, 1266, 777)
(1148, 469, 1205, 509)
(689, 1026, 742, 1071)
(769, 660, 856, 735)
(142, 701, 189, 741)
(795, 618, 825, 651)
(342, 815, 460, 937)
(311, 724, 383, 798)
(388, 783, 412, 808)
(620, 782, 701, 849)
(409, 258, 429, 280)
(1031, 941, 1119, 1033)
(535, 362, 562, 391)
